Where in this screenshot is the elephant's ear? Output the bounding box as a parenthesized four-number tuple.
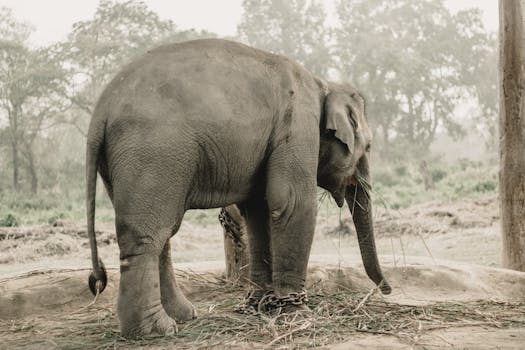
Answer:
(324, 92, 356, 154)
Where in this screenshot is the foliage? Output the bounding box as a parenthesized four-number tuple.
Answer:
(0, 187, 114, 225)
(0, 6, 32, 42)
(236, 0, 497, 158)
(473, 179, 497, 193)
(0, 213, 18, 227)
(334, 0, 493, 157)
(0, 159, 498, 226)
(237, 0, 331, 76)
(60, 0, 213, 135)
(0, 8, 68, 193)
(470, 34, 499, 151)
(0, 1, 214, 195)
(371, 160, 498, 209)
(431, 168, 447, 183)
(0, 0, 500, 223)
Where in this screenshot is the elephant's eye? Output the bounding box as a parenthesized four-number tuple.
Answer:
(365, 143, 371, 152)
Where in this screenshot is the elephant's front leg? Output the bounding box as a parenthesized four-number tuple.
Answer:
(116, 215, 177, 338)
(237, 200, 273, 310)
(159, 240, 197, 321)
(241, 200, 272, 288)
(266, 168, 317, 309)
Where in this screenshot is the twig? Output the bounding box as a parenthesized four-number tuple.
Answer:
(390, 237, 398, 268)
(416, 226, 436, 264)
(399, 236, 407, 268)
(266, 321, 312, 347)
(70, 285, 101, 314)
(352, 287, 377, 313)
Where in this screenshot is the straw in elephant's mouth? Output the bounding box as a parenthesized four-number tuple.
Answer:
(331, 175, 358, 208)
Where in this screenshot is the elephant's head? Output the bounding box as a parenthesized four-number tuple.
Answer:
(317, 82, 392, 294)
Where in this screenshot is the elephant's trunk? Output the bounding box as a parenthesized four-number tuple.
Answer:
(346, 157, 391, 295)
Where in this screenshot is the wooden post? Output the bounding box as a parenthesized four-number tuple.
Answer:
(219, 205, 249, 282)
(499, 0, 525, 271)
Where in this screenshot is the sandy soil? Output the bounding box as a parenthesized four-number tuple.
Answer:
(0, 195, 524, 349)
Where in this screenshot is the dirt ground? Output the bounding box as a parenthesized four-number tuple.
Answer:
(1, 195, 524, 349)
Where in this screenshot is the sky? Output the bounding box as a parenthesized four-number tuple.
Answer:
(0, 0, 498, 47)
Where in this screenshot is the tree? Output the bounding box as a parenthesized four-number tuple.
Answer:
(0, 2, 217, 194)
(237, 0, 331, 76)
(0, 7, 66, 193)
(335, 0, 491, 157)
(60, 0, 174, 135)
(61, 0, 213, 135)
(0, 6, 32, 192)
(499, 0, 525, 271)
(471, 37, 499, 152)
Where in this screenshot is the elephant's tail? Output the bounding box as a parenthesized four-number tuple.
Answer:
(86, 116, 107, 296)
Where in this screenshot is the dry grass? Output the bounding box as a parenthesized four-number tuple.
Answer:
(2, 271, 524, 350)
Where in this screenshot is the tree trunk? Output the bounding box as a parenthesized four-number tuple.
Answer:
(419, 160, 435, 191)
(499, 0, 525, 271)
(219, 205, 249, 282)
(26, 146, 38, 194)
(7, 105, 21, 192)
(11, 140, 19, 192)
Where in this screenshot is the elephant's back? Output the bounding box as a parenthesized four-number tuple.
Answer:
(147, 38, 277, 66)
(94, 38, 292, 171)
(93, 40, 290, 201)
(90, 39, 320, 208)
(95, 39, 289, 128)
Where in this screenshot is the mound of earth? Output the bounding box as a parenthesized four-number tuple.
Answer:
(1, 258, 524, 349)
(324, 195, 499, 237)
(0, 195, 521, 348)
(0, 222, 116, 265)
(374, 195, 500, 237)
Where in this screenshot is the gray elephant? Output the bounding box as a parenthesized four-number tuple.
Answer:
(86, 38, 391, 338)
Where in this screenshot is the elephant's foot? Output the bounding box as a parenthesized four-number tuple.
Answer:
(117, 252, 178, 338)
(159, 242, 197, 322)
(120, 305, 177, 338)
(163, 295, 197, 321)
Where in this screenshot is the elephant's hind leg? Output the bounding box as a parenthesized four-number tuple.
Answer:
(160, 240, 197, 321)
(115, 211, 178, 338)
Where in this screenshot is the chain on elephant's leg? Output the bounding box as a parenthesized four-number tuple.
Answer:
(220, 205, 250, 283)
(232, 200, 274, 314)
(159, 239, 197, 321)
(266, 176, 317, 314)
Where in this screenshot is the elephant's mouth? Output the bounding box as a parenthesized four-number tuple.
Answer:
(331, 175, 357, 208)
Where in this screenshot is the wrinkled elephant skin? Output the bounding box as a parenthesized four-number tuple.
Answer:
(85, 39, 390, 338)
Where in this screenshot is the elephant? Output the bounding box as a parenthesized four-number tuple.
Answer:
(86, 38, 391, 338)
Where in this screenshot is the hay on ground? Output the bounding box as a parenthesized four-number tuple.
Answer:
(1, 270, 524, 349)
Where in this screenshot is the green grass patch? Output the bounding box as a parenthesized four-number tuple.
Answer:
(0, 161, 498, 226)
(0, 188, 114, 226)
(0, 213, 19, 227)
(371, 161, 498, 210)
